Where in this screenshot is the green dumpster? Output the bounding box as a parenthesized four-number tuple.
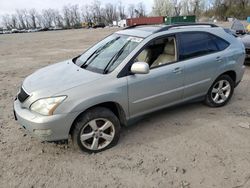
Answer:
(165, 15, 196, 25)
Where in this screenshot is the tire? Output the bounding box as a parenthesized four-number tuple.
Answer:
(205, 75, 235, 107)
(72, 107, 121, 153)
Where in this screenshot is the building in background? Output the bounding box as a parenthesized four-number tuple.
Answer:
(118, 20, 127, 27)
(126, 16, 164, 26)
(164, 15, 196, 25)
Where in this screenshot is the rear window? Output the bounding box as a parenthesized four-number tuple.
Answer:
(179, 32, 229, 61)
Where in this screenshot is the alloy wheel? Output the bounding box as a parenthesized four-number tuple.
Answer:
(80, 118, 115, 151)
(211, 80, 231, 104)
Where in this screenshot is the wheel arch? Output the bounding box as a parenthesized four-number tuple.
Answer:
(218, 70, 236, 85)
(206, 70, 237, 95)
(69, 101, 127, 135)
(205, 70, 236, 107)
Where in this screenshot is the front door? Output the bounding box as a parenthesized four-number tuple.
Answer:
(127, 35, 185, 118)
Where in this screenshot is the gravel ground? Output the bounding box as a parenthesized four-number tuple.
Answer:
(0, 28, 250, 188)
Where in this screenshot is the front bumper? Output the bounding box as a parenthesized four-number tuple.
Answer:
(14, 99, 78, 141)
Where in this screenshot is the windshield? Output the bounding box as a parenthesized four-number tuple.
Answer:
(75, 34, 143, 74)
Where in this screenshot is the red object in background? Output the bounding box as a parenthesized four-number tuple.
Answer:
(126, 17, 164, 26)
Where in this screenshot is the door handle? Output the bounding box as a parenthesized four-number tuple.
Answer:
(216, 57, 223, 63)
(173, 67, 182, 74)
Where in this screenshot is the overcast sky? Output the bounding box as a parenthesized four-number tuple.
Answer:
(0, 0, 154, 16)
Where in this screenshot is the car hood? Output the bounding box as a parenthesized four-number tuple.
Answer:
(23, 60, 103, 95)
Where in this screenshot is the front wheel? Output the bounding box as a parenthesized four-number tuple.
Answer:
(205, 75, 234, 107)
(72, 107, 121, 153)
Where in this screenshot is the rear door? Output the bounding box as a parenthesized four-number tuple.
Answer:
(177, 32, 229, 100)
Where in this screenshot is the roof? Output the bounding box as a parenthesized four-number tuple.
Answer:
(116, 23, 219, 38)
(116, 25, 164, 38)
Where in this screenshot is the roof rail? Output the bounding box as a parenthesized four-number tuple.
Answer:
(155, 23, 218, 33)
(122, 23, 219, 32)
(123, 24, 152, 30)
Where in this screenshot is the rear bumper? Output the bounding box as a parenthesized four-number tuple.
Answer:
(14, 99, 78, 141)
(235, 64, 245, 88)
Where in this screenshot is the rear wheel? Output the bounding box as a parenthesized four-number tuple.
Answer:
(72, 107, 121, 153)
(205, 75, 234, 107)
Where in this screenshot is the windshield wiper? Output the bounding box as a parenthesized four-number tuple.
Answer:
(103, 41, 130, 74)
(81, 37, 120, 68)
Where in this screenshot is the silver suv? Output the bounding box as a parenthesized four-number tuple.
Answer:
(14, 24, 246, 153)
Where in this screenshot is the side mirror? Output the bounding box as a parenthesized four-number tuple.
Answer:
(130, 62, 150, 74)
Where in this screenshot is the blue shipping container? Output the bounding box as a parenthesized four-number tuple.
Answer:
(247, 17, 250, 23)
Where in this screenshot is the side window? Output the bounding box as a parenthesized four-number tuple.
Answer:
(134, 36, 177, 69)
(179, 32, 219, 61)
(212, 35, 230, 51)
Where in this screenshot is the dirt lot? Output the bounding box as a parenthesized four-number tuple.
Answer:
(0, 28, 250, 188)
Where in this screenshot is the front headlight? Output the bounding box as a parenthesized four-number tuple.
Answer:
(30, 96, 67, 116)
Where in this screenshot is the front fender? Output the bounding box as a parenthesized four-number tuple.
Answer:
(71, 93, 128, 117)
(54, 76, 129, 118)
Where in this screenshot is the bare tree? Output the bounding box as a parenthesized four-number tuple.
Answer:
(42, 9, 54, 28)
(23, 9, 30, 28)
(127, 4, 136, 18)
(181, 0, 192, 15)
(29, 9, 38, 28)
(36, 14, 44, 28)
(172, 0, 182, 16)
(82, 5, 92, 23)
(69, 5, 81, 27)
(104, 3, 117, 24)
(2, 15, 11, 29)
(91, 0, 103, 23)
(192, 0, 200, 15)
(62, 5, 82, 28)
(2, 13, 20, 29)
(8, 14, 18, 29)
(63, 6, 71, 28)
(117, 1, 126, 20)
(16, 9, 27, 29)
(152, 0, 174, 16)
(136, 2, 146, 17)
(152, 0, 207, 17)
(52, 10, 63, 27)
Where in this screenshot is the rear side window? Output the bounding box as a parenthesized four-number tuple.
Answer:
(179, 32, 228, 61)
(211, 35, 230, 51)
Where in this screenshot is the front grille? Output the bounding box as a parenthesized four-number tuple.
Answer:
(246, 48, 250, 55)
(18, 87, 30, 103)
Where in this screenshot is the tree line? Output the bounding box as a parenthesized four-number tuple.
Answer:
(153, 0, 250, 20)
(1, 1, 146, 30)
(2, 0, 250, 30)
(205, 0, 250, 20)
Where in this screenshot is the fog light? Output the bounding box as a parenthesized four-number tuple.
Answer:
(33, 129, 52, 137)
